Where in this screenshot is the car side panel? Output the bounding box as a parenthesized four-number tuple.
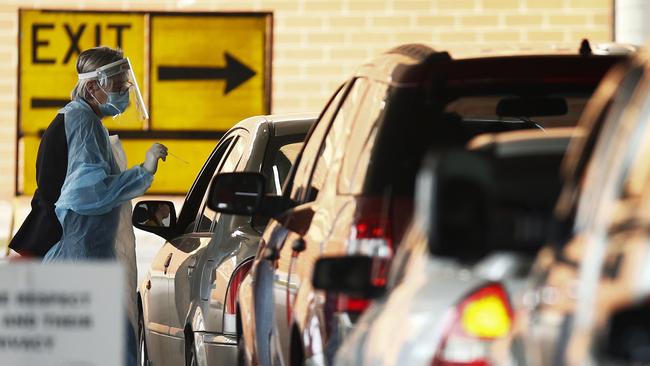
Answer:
(141, 242, 173, 365)
(290, 198, 355, 364)
(237, 270, 255, 364)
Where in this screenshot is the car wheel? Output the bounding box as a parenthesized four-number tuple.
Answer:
(290, 327, 305, 366)
(186, 341, 197, 366)
(138, 311, 149, 366)
(237, 334, 248, 366)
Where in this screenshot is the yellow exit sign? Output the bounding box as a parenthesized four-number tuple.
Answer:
(17, 9, 272, 195)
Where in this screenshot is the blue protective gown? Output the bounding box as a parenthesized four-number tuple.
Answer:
(43, 99, 153, 261)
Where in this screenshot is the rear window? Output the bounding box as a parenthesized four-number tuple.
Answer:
(356, 86, 594, 197)
(446, 94, 590, 129)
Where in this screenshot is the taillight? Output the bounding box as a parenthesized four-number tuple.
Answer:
(337, 216, 393, 315)
(336, 297, 370, 313)
(223, 260, 253, 334)
(432, 284, 513, 366)
(347, 217, 393, 258)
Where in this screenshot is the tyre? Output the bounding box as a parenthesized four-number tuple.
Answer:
(290, 327, 305, 366)
(138, 311, 149, 366)
(237, 334, 248, 366)
(186, 337, 197, 366)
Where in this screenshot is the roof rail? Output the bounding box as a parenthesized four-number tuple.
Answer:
(386, 43, 450, 62)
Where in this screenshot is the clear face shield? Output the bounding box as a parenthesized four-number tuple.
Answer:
(78, 58, 148, 120)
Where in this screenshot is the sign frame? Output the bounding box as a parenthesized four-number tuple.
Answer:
(16, 8, 274, 195)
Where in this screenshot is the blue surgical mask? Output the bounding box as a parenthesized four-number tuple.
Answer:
(98, 92, 130, 117)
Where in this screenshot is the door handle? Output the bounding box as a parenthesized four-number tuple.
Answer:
(163, 253, 173, 275)
(264, 246, 280, 261)
(291, 238, 306, 253)
(187, 257, 197, 277)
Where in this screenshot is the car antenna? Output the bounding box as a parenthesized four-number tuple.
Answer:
(579, 39, 592, 56)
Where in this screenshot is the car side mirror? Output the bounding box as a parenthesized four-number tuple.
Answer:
(210, 172, 296, 218)
(209, 172, 265, 216)
(132, 200, 177, 240)
(420, 149, 559, 259)
(312, 256, 384, 299)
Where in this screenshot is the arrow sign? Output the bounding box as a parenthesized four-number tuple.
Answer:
(158, 52, 256, 94)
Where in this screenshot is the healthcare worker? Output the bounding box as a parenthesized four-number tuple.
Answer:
(10, 46, 165, 366)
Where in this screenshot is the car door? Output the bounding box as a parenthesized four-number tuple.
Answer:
(517, 64, 647, 366)
(567, 81, 650, 364)
(143, 134, 236, 366)
(266, 79, 367, 365)
(165, 132, 249, 356)
(282, 79, 370, 362)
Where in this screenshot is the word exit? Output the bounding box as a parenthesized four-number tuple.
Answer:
(31, 23, 133, 64)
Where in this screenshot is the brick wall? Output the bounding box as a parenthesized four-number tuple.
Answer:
(0, 0, 612, 199)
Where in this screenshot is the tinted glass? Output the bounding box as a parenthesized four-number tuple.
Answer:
(338, 81, 388, 194)
(290, 84, 347, 202)
(177, 136, 234, 234)
(264, 141, 304, 195)
(305, 79, 368, 201)
(196, 136, 246, 232)
(573, 66, 646, 227)
(359, 85, 597, 197)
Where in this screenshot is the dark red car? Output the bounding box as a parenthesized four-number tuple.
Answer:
(211, 43, 626, 366)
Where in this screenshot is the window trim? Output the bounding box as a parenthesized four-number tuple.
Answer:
(193, 130, 250, 234)
(174, 134, 236, 235)
(283, 82, 348, 202)
(291, 79, 360, 203)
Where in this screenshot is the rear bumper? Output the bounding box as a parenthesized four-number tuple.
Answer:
(195, 332, 238, 366)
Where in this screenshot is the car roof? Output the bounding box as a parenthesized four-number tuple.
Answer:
(264, 112, 319, 137)
(229, 112, 317, 138)
(357, 44, 629, 90)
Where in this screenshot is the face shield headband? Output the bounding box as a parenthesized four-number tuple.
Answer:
(78, 58, 149, 120)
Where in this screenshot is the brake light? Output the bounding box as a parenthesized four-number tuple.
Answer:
(432, 284, 513, 366)
(348, 217, 393, 258)
(336, 215, 394, 315)
(223, 260, 253, 334)
(337, 297, 370, 313)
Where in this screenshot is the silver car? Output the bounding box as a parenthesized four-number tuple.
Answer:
(334, 129, 573, 366)
(134, 113, 315, 366)
(511, 49, 650, 366)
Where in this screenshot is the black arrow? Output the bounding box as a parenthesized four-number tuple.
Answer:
(31, 98, 69, 109)
(158, 52, 256, 95)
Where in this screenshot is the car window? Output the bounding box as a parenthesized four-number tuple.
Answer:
(252, 136, 307, 231)
(338, 81, 388, 194)
(290, 84, 348, 202)
(573, 66, 646, 229)
(195, 135, 247, 233)
(304, 79, 368, 202)
(561, 64, 636, 185)
(620, 95, 650, 201)
(265, 141, 304, 195)
(177, 136, 234, 234)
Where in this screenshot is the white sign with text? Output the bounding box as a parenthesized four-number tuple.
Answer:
(0, 262, 123, 366)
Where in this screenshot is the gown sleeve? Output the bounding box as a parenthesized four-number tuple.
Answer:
(55, 111, 153, 216)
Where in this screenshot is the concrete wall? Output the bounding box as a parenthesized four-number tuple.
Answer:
(0, 0, 612, 199)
